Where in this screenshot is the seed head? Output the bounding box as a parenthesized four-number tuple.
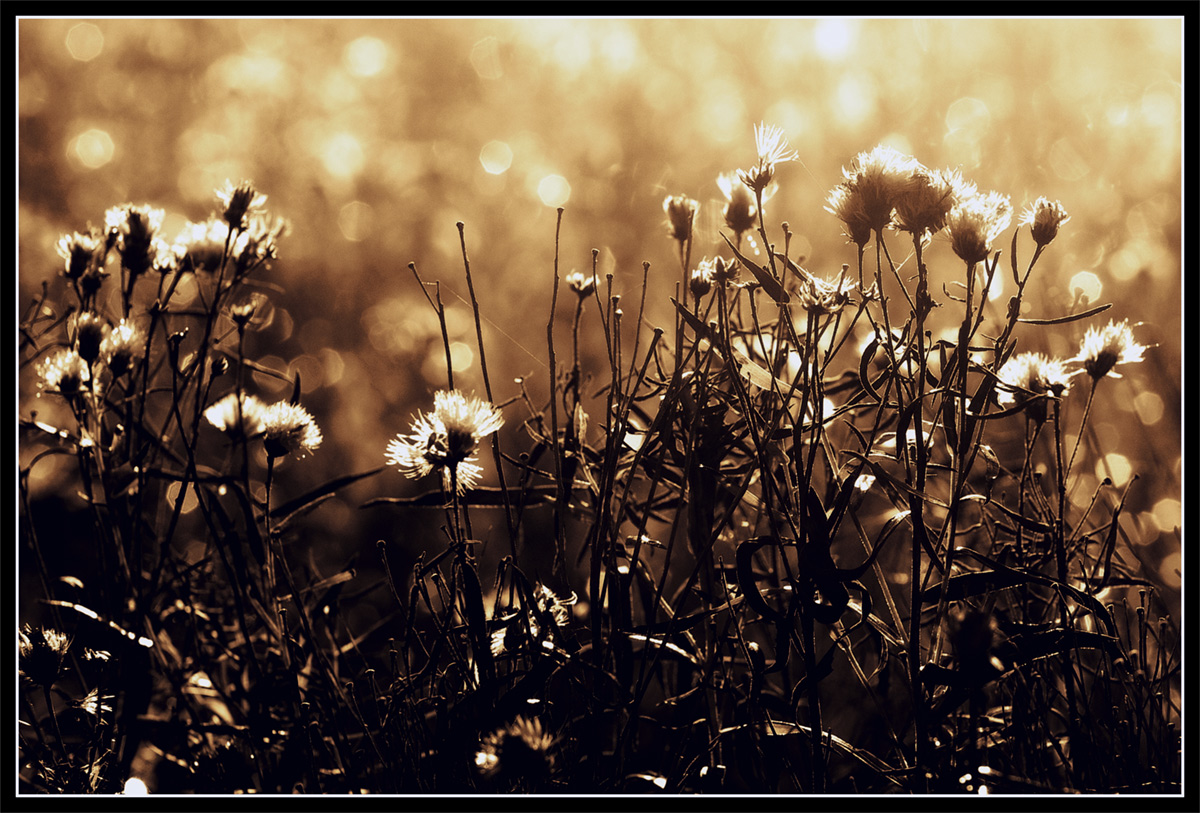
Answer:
(826, 146, 922, 243)
(996, 352, 1073, 423)
(72, 312, 107, 365)
(105, 204, 165, 278)
(946, 190, 1012, 266)
(261, 401, 323, 459)
(717, 171, 763, 236)
(566, 270, 597, 298)
(101, 319, 145, 377)
(738, 122, 798, 194)
(216, 179, 267, 231)
(386, 390, 503, 494)
(1072, 319, 1147, 380)
(56, 231, 101, 280)
(38, 348, 90, 399)
(690, 258, 716, 299)
(476, 716, 556, 785)
(662, 195, 698, 243)
(19, 625, 71, 687)
(204, 392, 269, 439)
(796, 265, 859, 316)
(894, 167, 971, 237)
(1020, 197, 1071, 247)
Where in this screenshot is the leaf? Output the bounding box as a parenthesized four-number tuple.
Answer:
(272, 466, 386, 519)
(1018, 302, 1112, 325)
(920, 569, 1029, 604)
(670, 297, 716, 343)
(735, 537, 786, 622)
(722, 233, 789, 303)
(1003, 629, 1123, 665)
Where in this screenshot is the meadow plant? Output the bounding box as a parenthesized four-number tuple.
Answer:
(18, 126, 1180, 796)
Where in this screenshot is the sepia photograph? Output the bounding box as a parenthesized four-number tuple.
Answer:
(16, 15, 1184, 799)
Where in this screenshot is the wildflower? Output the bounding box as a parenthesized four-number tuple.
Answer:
(261, 400, 323, 459)
(234, 215, 288, 277)
(663, 195, 698, 243)
(945, 190, 1012, 266)
(894, 167, 971, 237)
(826, 145, 921, 245)
(711, 255, 740, 287)
(175, 218, 231, 273)
(229, 294, 266, 330)
(1072, 319, 1147, 380)
(101, 319, 145, 378)
(105, 204, 165, 278)
(476, 716, 556, 784)
(690, 258, 716, 299)
(72, 312, 107, 365)
(386, 389, 504, 494)
(738, 122, 798, 194)
(75, 688, 115, 721)
(56, 231, 101, 280)
(38, 348, 90, 398)
(717, 171, 766, 236)
(19, 625, 71, 687)
(1020, 197, 1070, 248)
(796, 265, 858, 315)
(996, 352, 1073, 423)
(566, 270, 597, 298)
(215, 179, 267, 231)
(204, 392, 269, 439)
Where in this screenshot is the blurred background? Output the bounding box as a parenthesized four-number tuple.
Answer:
(18, 18, 1182, 606)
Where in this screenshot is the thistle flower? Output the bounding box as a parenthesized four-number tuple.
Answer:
(386, 389, 504, 494)
(996, 352, 1073, 423)
(738, 122, 798, 194)
(75, 688, 115, 721)
(56, 231, 101, 280)
(826, 145, 921, 244)
(1072, 319, 1147, 380)
(175, 218, 232, 273)
(19, 625, 71, 687)
(261, 401, 323, 459)
(216, 179, 267, 231)
(105, 204, 165, 278)
(492, 583, 576, 655)
(711, 255, 740, 287)
(566, 270, 597, 298)
(690, 258, 716, 299)
(1020, 197, 1071, 248)
(204, 392, 269, 439)
(72, 312, 107, 365)
(234, 214, 288, 276)
(229, 294, 266, 330)
(662, 195, 698, 243)
(945, 190, 1012, 266)
(100, 319, 145, 378)
(475, 716, 557, 784)
(796, 265, 859, 316)
(894, 167, 971, 237)
(38, 348, 90, 399)
(717, 171, 766, 236)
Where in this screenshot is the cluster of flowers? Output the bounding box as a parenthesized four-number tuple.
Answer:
(204, 392, 323, 459)
(37, 314, 144, 401)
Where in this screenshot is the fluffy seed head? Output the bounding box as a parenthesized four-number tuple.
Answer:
(1020, 197, 1071, 247)
(205, 392, 270, 439)
(894, 167, 971, 236)
(20, 625, 71, 687)
(946, 190, 1012, 265)
(738, 122, 798, 194)
(1072, 319, 1147, 380)
(216, 179, 267, 230)
(57, 231, 101, 280)
(386, 390, 503, 493)
(261, 401, 323, 459)
(38, 348, 90, 399)
(997, 352, 1073, 423)
(662, 195, 698, 242)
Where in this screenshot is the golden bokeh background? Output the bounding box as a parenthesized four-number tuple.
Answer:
(18, 18, 1182, 596)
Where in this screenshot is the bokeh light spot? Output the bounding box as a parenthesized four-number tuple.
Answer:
(1133, 391, 1164, 426)
(338, 200, 375, 242)
(449, 341, 475, 373)
(814, 19, 854, 60)
(1152, 498, 1181, 533)
(345, 36, 390, 77)
(166, 481, 199, 514)
(73, 129, 115, 169)
(1159, 550, 1180, 590)
(470, 36, 503, 80)
(122, 777, 149, 796)
(1068, 271, 1102, 305)
(945, 97, 991, 139)
(1049, 137, 1090, 180)
(321, 133, 365, 179)
(65, 23, 104, 62)
(537, 174, 571, 208)
(479, 140, 514, 175)
(1096, 453, 1132, 487)
(833, 74, 874, 127)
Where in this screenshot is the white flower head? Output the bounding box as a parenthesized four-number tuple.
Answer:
(261, 400, 323, 459)
(386, 390, 503, 493)
(1072, 319, 1147, 380)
